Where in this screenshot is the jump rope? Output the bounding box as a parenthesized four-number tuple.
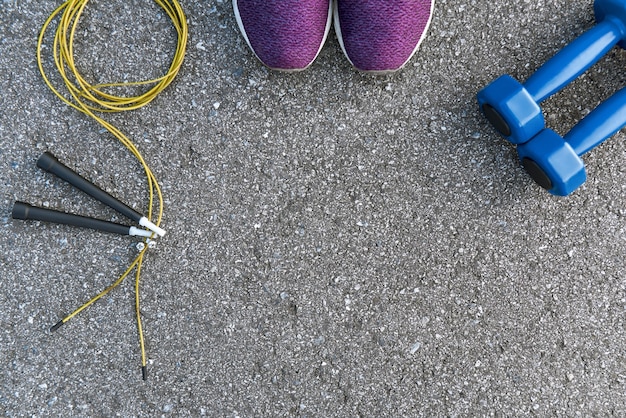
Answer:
(15, 0, 188, 379)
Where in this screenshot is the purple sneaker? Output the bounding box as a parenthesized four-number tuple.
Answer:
(334, 0, 435, 73)
(233, 0, 333, 71)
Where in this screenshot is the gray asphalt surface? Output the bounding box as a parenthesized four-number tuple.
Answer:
(1, 0, 625, 416)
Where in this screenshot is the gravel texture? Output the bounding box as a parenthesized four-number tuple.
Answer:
(1, 0, 625, 416)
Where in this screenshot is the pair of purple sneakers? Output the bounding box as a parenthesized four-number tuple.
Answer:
(233, 0, 435, 73)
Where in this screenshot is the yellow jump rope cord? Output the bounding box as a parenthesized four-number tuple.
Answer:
(37, 0, 187, 379)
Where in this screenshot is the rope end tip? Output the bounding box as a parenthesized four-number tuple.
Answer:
(50, 320, 64, 332)
(142, 365, 148, 381)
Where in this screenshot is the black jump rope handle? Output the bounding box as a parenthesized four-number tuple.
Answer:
(36, 152, 165, 236)
(12, 202, 152, 237)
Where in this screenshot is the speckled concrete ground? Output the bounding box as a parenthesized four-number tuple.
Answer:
(1, 0, 625, 416)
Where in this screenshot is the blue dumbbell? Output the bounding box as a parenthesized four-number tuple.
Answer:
(517, 86, 626, 196)
(477, 0, 626, 145)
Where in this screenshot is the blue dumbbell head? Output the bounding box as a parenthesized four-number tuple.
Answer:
(517, 129, 586, 196)
(595, 0, 626, 49)
(518, 85, 626, 196)
(477, 75, 544, 145)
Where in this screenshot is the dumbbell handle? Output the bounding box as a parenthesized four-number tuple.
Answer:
(12, 202, 153, 237)
(37, 152, 165, 236)
(525, 18, 625, 103)
(566, 86, 626, 156)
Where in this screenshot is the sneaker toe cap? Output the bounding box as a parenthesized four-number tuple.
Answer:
(235, 0, 332, 70)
